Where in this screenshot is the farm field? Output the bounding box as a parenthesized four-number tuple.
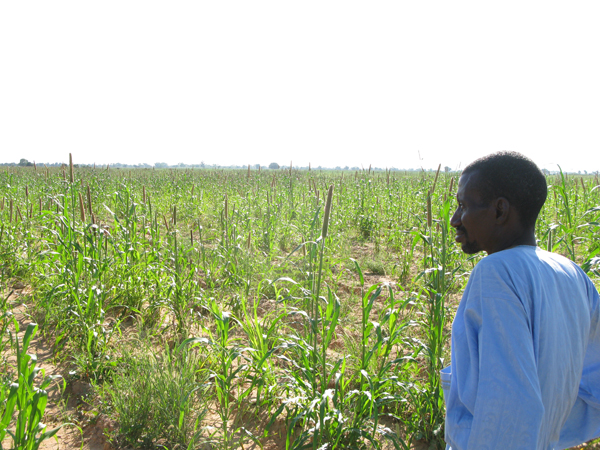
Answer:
(1, 162, 599, 450)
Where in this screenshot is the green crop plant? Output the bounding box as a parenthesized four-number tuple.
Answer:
(198, 298, 263, 449)
(0, 290, 13, 381)
(238, 285, 285, 409)
(1, 323, 71, 450)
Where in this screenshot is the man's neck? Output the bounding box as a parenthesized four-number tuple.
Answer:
(488, 228, 537, 255)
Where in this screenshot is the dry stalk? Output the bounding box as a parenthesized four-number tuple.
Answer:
(79, 192, 86, 222)
(322, 184, 334, 239)
(87, 185, 93, 215)
(427, 195, 432, 229)
(69, 153, 74, 183)
(431, 163, 441, 194)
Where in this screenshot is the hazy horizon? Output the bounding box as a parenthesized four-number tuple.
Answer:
(3, 155, 599, 174)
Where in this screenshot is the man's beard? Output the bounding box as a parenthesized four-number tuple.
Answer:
(461, 239, 481, 254)
(458, 227, 481, 254)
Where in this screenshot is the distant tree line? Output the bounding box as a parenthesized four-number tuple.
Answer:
(1, 159, 408, 171)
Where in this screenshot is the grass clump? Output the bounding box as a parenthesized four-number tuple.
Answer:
(104, 340, 209, 449)
(363, 259, 387, 275)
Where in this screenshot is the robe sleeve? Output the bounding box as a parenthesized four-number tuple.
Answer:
(558, 280, 600, 449)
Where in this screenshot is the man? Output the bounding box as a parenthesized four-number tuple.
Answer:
(443, 151, 600, 449)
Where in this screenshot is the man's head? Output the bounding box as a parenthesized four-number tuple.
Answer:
(451, 151, 547, 255)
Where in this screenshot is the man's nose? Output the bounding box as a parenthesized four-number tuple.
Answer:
(450, 208, 461, 228)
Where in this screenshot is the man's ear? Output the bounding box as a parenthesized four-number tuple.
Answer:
(495, 197, 510, 223)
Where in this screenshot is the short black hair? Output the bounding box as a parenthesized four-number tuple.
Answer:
(462, 151, 547, 227)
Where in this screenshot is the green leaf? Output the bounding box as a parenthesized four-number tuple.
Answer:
(350, 258, 365, 287)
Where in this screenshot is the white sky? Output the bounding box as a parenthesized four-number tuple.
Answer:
(1, 1, 599, 172)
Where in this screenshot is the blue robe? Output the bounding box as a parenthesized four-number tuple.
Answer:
(443, 246, 600, 450)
